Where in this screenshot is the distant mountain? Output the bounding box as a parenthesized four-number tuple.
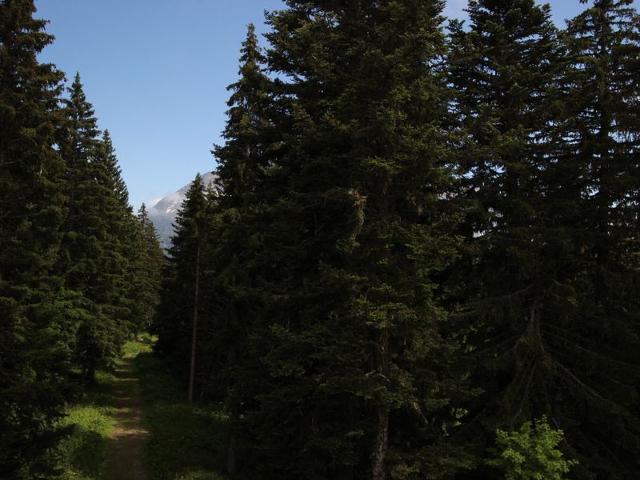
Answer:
(147, 172, 217, 249)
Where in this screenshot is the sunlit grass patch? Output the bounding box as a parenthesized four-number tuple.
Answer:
(122, 335, 155, 359)
(54, 401, 116, 479)
(52, 353, 120, 480)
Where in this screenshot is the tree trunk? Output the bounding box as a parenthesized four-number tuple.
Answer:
(85, 363, 96, 386)
(188, 238, 201, 404)
(227, 429, 237, 474)
(372, 407, 389, 480)
(372, 325, 389, 480)
(226, 346, 238, 474)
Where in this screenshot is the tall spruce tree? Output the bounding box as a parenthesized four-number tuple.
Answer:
(130, 204, 164, 333)
(206, 24, 277, 473)
(57, 74, 127, 382)
(214, 23, 274, 208)
(543, 1, 640, 477)
(99, 130, 130, 207)
(0, 1, 73, 476)
(154, 174, 208, 384)
(447, 0, 567, 460)
(449, 1, 640, 478)
(94, 130, 164, 336)
(447, 0, 562, 473)
(93, 129, 139, 330)
(222, 2, 468, 478)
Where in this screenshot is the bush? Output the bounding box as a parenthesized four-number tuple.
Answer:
(487, 416, 577, 480)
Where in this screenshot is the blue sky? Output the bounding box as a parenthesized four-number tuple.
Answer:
(35, 0, 637, 207)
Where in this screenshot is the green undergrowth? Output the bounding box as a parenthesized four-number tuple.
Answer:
(52, 372, 117, 479)
(123, 333, 155, 358)
(52, 336, 151, 479)
(51, 335, 228, 480)
(133, 344, 228, 480)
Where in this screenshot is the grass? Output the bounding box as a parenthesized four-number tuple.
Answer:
(53, 373, 117, 479)
(133, 346, 229, 480)
(122, 333, 155, 358)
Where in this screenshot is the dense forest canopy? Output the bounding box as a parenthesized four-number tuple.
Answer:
(1, 0, 639, 479)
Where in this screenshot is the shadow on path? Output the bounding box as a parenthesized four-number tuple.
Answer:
(105, 357, 149, 480)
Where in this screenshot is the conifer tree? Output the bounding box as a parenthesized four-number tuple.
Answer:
(449, 1, 640, 477)
(224, 2, 468, 478)
(93, 130, 164, 336)
(542, 1, 640, 476)
(214, 23, 274, 207)
(0, 0, 73, 476)
(57, 74, 127, 382)
(448, 0, 558, 384)
(154, 174, 208, 382)
(130, 204, 164, 333)
(93, 129, 139, 326)
(99, 130, 130, 207)
(447, 0, 566, 465)
(206, 25, 278, 473)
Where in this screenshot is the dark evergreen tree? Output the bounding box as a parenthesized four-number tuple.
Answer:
(214, 23, 274, 208)
(205, 24, 278, 473)
(447, 0, 567, 470)
(542, 1, 640, 477)
(220, 2, 468, 478)
(449, 1, 640, 478)
(130, 204, 164, 333)
(57, 74, 128, 382)
(447, 0, 562, 418)
(99, 129, 130, 207)
(154, 174, 208, 383)
(0, 1, 73, 476)
(93, 129, 140, 329)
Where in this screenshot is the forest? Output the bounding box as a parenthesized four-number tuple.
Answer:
(1, 0, 639, 479)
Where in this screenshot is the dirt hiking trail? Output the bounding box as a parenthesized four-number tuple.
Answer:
(105, 356, 149, 480)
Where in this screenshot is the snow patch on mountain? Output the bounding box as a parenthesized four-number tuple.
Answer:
(147, 172, 217, 249)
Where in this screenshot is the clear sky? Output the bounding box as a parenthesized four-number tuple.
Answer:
(34, 0, 637, 207)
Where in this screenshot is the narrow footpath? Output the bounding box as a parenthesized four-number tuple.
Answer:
(105, 356, 149, 480)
